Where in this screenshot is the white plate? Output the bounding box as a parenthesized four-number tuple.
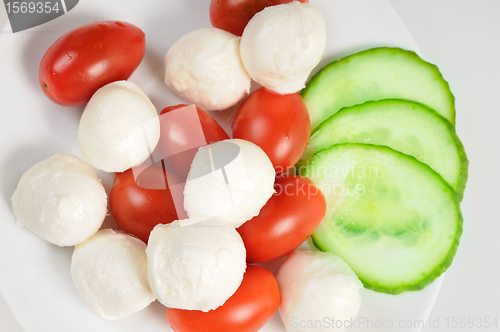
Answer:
(0, 0, 446, 331)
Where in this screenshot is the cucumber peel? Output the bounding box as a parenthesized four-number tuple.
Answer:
(303, 143, 463, 294)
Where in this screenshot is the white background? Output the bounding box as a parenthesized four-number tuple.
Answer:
(1, 1, 499, 331)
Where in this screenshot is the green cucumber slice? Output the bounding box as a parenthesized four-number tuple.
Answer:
(303, 143, 462, 294)
(297, 99, 468, 201)
(302, 47, 456, 130)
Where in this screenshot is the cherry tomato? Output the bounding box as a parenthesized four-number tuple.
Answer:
(166, 265, 280, 332)
(232, 87, 310, 174)
(237, 175, 326, 263)
(210, 0, 309, 36)
(158, 105, 229, 180)
(39, 20, 145, 106)
(109, 166, 179, 244)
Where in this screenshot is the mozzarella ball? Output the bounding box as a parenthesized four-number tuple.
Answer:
(164, 27, 251, 111)
(71, 229, 155, 320)
(277, 251, 362, 332)
(11, 153, 106, 247)
(146, 219, 246, 311)
(183, 139, 275, 227)
(240, 1, 327, 94)
(78, 81, 160, 172)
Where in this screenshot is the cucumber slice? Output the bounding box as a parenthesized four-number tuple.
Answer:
(303, 143, 462, 294)
(298, 99, 468, 201)
(302, 47, 456, 130)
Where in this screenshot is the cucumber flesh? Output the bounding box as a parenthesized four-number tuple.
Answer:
(302, 47, 456, 130)
(303, 143, 462, 294)
(298, 99, 468, 201)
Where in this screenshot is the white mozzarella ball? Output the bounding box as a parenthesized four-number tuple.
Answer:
(146, 219, 246, 311)
(183, 139, 275, 227)
(277, 251, 362, 332)
(71, 229, 155, 320)
(78, 81, 160, 173)
(164, 27, 251, 111)
(11, 153, 107, 247)
(240, 1, 327, 94)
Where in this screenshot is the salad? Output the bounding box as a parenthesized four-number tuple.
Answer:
(1, 0, 466, 331)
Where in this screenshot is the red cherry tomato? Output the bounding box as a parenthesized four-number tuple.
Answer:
(158, 104, 229, 180)
(166, 265, 280, 332)
(210, 0, 309, 36)
(237, 175, 326, 263)
(109, 166, 179, 244)
(232, 87, 310, 174)
(39, 20, 145, 106)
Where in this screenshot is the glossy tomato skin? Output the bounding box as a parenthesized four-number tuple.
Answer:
(210, 0, 309, 36)
(237, 175, 326, 263)
(39, 20, 145, 106)
(166, 265, 280, 332)
(158, 105, 229, 180)
(232, 87, 310, 174)
(110, 166, 178, 244)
